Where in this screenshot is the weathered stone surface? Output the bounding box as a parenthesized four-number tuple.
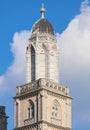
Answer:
(26, 32, 59, 83)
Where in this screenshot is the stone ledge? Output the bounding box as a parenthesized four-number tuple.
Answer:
(13, 120, 72, 130)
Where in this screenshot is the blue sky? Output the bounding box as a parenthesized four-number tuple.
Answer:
(0, 0, 90, 130)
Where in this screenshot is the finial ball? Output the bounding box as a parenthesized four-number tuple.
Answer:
(40, 3, 46, 13)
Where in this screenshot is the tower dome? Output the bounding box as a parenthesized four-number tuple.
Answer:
(32, 4, 54, 35)
(32, 18, 54, 35)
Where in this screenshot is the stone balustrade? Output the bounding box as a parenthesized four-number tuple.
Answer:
(16, 78, 69, 96)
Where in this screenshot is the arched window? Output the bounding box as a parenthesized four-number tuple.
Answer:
(52, 104, 58, 118)
(16, 102, 18, 127)
(27, 100, 34, 119)
(51, 100, 61, 125)
(42, 44, 48, 78)
(31, 45, 35, 81)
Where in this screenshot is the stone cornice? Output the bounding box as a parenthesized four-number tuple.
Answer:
(0, 114, 9, 118)
(13, 120, 72, 130)
(40, 120, 72, 130)
(13, 123, 38, 130)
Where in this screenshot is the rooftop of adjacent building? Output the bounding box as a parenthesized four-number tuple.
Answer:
(0, 106, 9, 118)
(0, 106, 6, 115)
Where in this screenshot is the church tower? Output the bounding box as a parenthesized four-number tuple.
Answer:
(14, 4, 72, 130)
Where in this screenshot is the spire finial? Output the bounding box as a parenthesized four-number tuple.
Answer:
(40, 3, 46, 18)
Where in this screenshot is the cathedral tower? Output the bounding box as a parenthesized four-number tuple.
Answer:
(14, 4, 72, 130)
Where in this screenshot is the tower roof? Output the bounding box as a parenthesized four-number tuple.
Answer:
(32, 18, 54, 35)
(32, 4, 54, 35)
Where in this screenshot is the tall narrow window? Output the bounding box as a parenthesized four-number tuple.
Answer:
(16, 102, 18, 127)
(27, 100, 34, 119)
(51, 100, 61, 125)
(52, 104, 58, 118)
(31, 45, 35, 81)
(28, 108, 30, 118)
(42, 44, 48, 79)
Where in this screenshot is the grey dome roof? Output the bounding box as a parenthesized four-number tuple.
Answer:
(32, 18, 54, 35)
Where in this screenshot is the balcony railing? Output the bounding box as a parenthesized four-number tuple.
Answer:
(16, 78, 70, 97)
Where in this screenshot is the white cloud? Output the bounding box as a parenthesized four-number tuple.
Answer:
(57, 0, 90, 74)
(57, 0, 90, 129)
(80, 0, 90, 13)
(0, 31, 30, 93)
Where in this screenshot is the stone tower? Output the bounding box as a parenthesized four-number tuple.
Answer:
(0, 106, 8, 130)
(14, 4, 72, 130)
